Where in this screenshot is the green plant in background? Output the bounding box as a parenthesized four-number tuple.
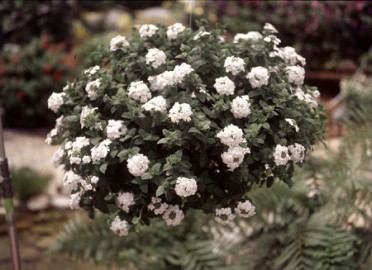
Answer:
(0, 35, 78, 128)
(11, 167, 51, 202)
(51, 109, 372, 269)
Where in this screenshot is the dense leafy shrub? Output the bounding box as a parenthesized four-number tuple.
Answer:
(47, 22, 325, 236)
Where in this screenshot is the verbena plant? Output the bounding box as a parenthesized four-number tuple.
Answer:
(47, 21, 325, 236)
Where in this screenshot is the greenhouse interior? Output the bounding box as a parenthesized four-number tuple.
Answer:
(0, 1, 372, 269)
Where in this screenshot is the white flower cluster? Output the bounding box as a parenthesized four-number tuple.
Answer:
(294, 88, 318, 108)
(285, 118, 299, 132)
(167, 23, 186, 40)
(48, 92, 65, 113)
(162, 205, 184, 226)
(84, 65, 100, 76)
(45, 116, 64, 145)
(116, 192, 135, 213)
(106, 120, 127, 139)
(288, 143, 306, 163)
(145, 48, 167, 68)
(273, 145, 290, 166)
(69, 193, 81, 210)
(128, 81, 152, 103)
(148, 63, 194, 91)
(52, 148, 64, 167)
(110, 216, 129, 237)
(233, 31, 262, 43)
(247, 67, 270, 89)
(194, 31, 210, 40)
(221, 146, 251, 170)
(263, 23, 278, 33)
(127, 153, 150, 177)
(235, 200, 256, 218)
(63, 171, 83, 192)
(139, 24, 158, 38)
(231, 95, 251, 119)
(80, 106, 97, 129)
(91, 139, 111, 163)
(110, 35, 129, 51)
(148, 197, 168, 215)
(214, 76, 235, 96)
(142, 96, 167, 113)
(174, 177, 197, 197)
(286, 66, 305, 86)
(85, 79, 101, 100)
(270, 46, 306, 66)
(216, 124, 245, 147)
(224, 56, 245, 75)
(168, 102, 193, 123)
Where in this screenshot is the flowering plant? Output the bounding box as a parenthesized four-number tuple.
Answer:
(47, 22, 325, 236)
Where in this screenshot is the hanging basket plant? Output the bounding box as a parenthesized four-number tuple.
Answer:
(47, 21, 326, 236)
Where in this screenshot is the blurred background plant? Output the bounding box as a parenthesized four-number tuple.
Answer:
(11, 167, 51, 203)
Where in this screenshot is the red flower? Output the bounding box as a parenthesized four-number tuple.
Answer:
(12, 57, 19, 65)
(52, 71, 62, 81)
(43, 65, 52, 73)
(16, 90, 25, 101)
(42, 35, 49, 49)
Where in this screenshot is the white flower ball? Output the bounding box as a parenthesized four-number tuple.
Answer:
(116, 192, 135, 213)
(85, 79, 101, 100)
(139, 24, 158, 38)
(235, 200, 256, 218)
(106, 120, 127, 139)
(162, 205, 184, 226)
(128, 81, 152, 103)
(174, 177, 197, 197)
(127, 153, 150, 177)
(91, 139, 112, 163)
(286, 66, 305, 85)
(231, 95, 251, 119)
(110, 216, 129, 237)
(214, 76, 235, 96)
(145, 48, 167, 68)
(168, 102, 193, 123)
(167, 23, 186, 40)
(110, 35, 129, 51)
(142, 96, 168, 113)
(288, 143, 306, 163)
(48, 92, 65, 113)
(224, 56, 245, 75)
(247, 67, 270, 89)
(221, 146, 251, 170)
(215, 207, 235, 225)
(273, 145, 290, 166)
(216, 124, 245, 147)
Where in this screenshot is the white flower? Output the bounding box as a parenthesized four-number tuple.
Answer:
(45, 128, 57, 145)
(270, 46, 306, 66)
(48, 92, 65, 113)
(106, 120, 127, 139)
(235, 200, 256, 218)
(312, 90, 320, 98)
(231, 95, 251, 119)
(52, 148, 64, 167)
(288, 143, 306, 163)
(110, 216, 129, 237)
(85, 79, 101, 100)
(84, 65, 100, 76)
(139, 24, 158, 38)
(148, 75, 164, 92)
(216, 124, 245, 147)
(168, 102, 193, 123)
(152, 71, 175, 90)
(91, 139, 111, 163)
(63, 171, 83, 192)
(70, 156, 81, 165)
(173, 63, 194, 83)
(193, 31, 210, 40)
(263, 35, 281, 45)
(246, 31, 263, 41)
(247, 67, 270, 89)
(110, 35, 129, 51)
(224, 56, 245, 75)
(214, 76, 235, 96)
(127, 153, 150, 177)
(162, 205, 184, 226)
(72, 136, 90, 152)
(233, 33, 249, 43)
(128, 81, 152, 103)
(90, 176, 99, 184)
(80, 106, 97, 129)
(82, 155, 92, 164)
(146, 48, 167, 68)
(174, 177, 197, 197)
(167, 23, 186, 40)
(116, 192, 135, 213)
(215, 207, 235, 225)
(221, 146, 251, 170)
(70, 192, 81, 210)
(286, 66, 305, 85)
(142, 96, 167, 113)
(285, 118, 299, 132)
(148, 197, 168, 215)
(273, 145, 290, 166)
(263, 23, 278, 33)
